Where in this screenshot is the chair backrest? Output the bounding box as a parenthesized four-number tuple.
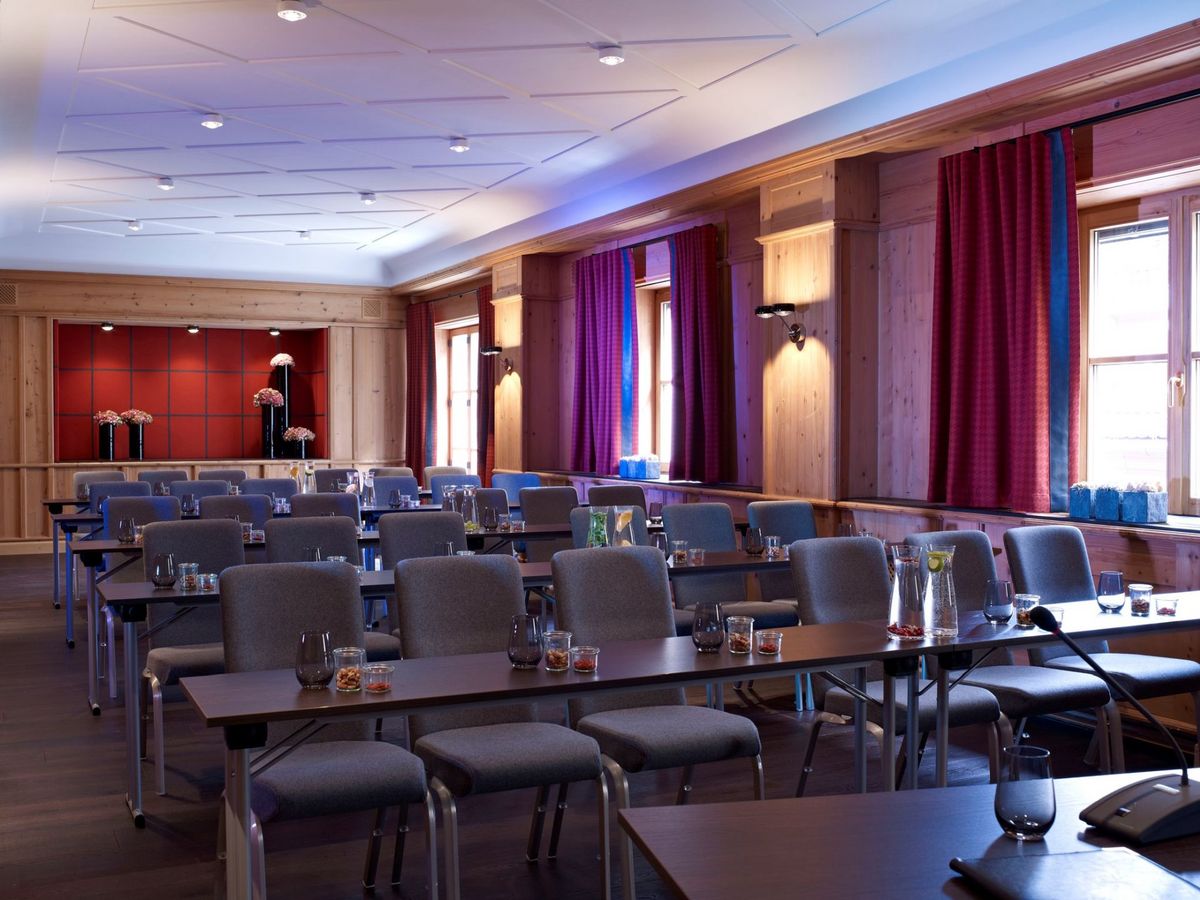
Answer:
(89, 480, 150, 512)
(197, 468, 247, 485)
(423, 465, 467, 489)
(519, 486, 579, 562)
(73, 470, 125, 497)
(491, 472, 542, 503)
(137, 469, 189, 485)
(374, 475, 420, 504)
(378, 511, 467, 634)
(104, 496, 181, 530)
(430, 473, 481, 502)
(265, 515, 360, 562)
(241, 477, 298, 500)
(569, 506, 649, 549)
(169, 479, 230, 499)
(746, 501, 818, 601)
(553, 546, 683, 720)
(474, 488, 509, 518)
(393, 555, 533, 740)
(371, 466, 414, 478)
(661, 502, 743, 607)
(290, 492, 361, 524)
(142, 519, 245, 647)
(314, 468, 358, 493)
(1004, 525, 1105, 661)
(587, 484, 648, 512)
(221, 561, 367, 742)
(200, 494, 273, 530)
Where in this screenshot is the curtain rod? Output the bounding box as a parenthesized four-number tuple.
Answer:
(1067, 85, 1200, 131)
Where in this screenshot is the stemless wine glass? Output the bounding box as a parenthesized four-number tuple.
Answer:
(296, 631, 334, 689)
(1097, 570, 1125, 613)
(994, 746, 1055, 840)
(302, 546, 323, 562)
(692, 601, 724, 652)
(651, 533, 669, 557)
(388, 489, 403, 509)
(181, 493, 197, 515)
(743, 527, 765, 557)
(507, 614, 544, 669)
(983, 579, 1015, 624)
(116, 517, 136, 543)
(150, 553, 176, 587)
(482, 505, 499, 530)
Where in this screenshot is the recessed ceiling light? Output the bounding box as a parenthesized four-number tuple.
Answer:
(156, 177, 175, 191)
(360, 191, 377, 206)
(201, 113, 224, 129)
(298, 230, 311, 241)
(268, 327, 281, 336)
(126, 220, 142, 232)
(597, 44, 625, 66)
(186, 324, 200, 334)
(449, 137, 469, 153)
(100, 322, 115, 332)
(277, 0, 307, 21)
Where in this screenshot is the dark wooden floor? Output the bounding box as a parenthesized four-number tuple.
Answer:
(0, 552, 1181, 899)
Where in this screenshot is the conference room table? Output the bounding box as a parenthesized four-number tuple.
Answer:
(618, 769, 1200, 899)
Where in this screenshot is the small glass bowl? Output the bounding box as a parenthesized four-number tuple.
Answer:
(756, 631, 783, 655)
(363, 664, 394, 694)
(1157, 597, 1179, 617)
(571, 646, 599, 673)
(198, 572, 218, 592)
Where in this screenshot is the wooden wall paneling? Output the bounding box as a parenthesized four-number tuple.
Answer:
(22, 468, 49, 539)
(760, 165, 834, 235)
(493, 296, 523, 472)
(838, 225, 880, 497)
(0, 469, 20, 538)
(1079, 96, 1200, 191)
(326, 326, 354, 461)
(729, 257, 765, 487)
(350, 327, 404, 462)
(557, 281, 576, 469)
(0, 317, 20, 465)
(522, 297, 561, 470)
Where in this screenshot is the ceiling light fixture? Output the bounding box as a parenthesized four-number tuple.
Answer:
(100, 322, 115, 332)
(268, 326, 281, 336)
(200, 113, 224, 129)
(277, 0, 307, 21)
(449, 137, 469, 154)
(156, 176, 175, 191)
(126, 220, 142, 232)
(360, 191, 377, 206)
(186, 324, 200, 334)
(755, 302, 805, 351)
(597, 44, 625, 66)
(298, 230, 311, 240)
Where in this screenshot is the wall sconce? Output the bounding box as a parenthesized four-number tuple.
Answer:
(481, 344, 513, 373)
(755, 303, 805, 351)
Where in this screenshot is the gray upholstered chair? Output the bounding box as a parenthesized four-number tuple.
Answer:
(393, 554, 609, 900)
(200, 494, 273, 530)
(371, 466, 415, 478)
(569, 506, 649, 549)
(553, 546, 764, 893)
(137, 469, 189, 486)
(518, 486, 579, 563)
(168, 479, 230, 501)
(422, 465, 466, 490)
(1005, 524, 1200, 769)
(491, 472, 541, 506)
(587, 484, 648, 512)
(141, 519, 245, 795)
(221, 562, 436, 895)
(88, 480, 150, 512)
(375, 475, 420, 506)
(104, 495, 181, 530)
(378, 512, 467, 638)
(265, 516, 398, 662)
(72, 469, 124, 499)
(473, 488, 509, 522)
(746, 501, 818, 602)
(789, 537, 1006, 793)
(241, 477, 298, 500)
(314, 468, 358, 493)
(430, 474, 481, 504)
(661, 503, 799, 632)
(197, 468, 247, 485)
(291, 492, 361, 524)
(905, 528, 1115, 772)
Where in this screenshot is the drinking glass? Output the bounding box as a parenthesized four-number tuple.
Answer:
(743, 527, 765, 556)
(443, 541, 457, 556)
(764, 535, 783, 559)
(302, 546, 323, 562)
(545, 631, 572, 671)
(686, 547, 706, 566)
(181, 493, 197, 515)
(983, 579, 1015, 625)
(388, 489, 402, 509)
(726, 615, 753, 654)
(1128, 583, 1152, 617)
(400, 494, 413, 508)
(153, 481, 168, 497)
(994, 746, 1055, 840)
(836, 522, 856, 538)
(150, 553, 176, 588)
(1097, 570, 1125, 613)
(497, 513, 512, 532)
(692, 601, 724, 652)
(116, 517, 136, 544)
(1014, 593, 1040, 629)
(507, 614, 544, 669)
(481, 505, 499, 530)
(295, 631, 334, 690)
(651, 533, 669, 557)
(670, 540, 688, 565)
(333, 646, 365, 692)
(177, 562, 199, 592)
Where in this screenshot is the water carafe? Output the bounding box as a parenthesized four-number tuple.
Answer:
(887, 543, 926, 640)
(925, 544, 958, 638)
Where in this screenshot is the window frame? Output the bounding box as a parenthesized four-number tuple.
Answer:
(433, 316, 479, 472)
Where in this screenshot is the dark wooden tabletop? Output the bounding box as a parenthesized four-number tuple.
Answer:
(619, 770, 1200, 899)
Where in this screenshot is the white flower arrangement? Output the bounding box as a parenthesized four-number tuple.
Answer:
(283, 426, 315, 442)
(270, 352, 295, 368)
(120, 409, 154, 425)
(1126, 481, 1165, 492)
(93, 409, 123, 426)
(252, 387, 284, 407)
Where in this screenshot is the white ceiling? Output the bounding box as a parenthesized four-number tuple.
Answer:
(0, 0, 1193, 287)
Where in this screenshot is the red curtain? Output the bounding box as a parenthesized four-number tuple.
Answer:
(669, 224, 723, 483)
(927, 129, 1079, 512)
(404, 300, 435, 487)
(476, 284, 495, 484)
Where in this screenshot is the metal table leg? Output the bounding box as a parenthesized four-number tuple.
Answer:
(936, 665, 950, 788)
(64, 530, 76, 648)
(882, 674, 895, 792)
(123, 617, 145, 827)
(51, 519, 61, 609)
(86, 565, 101, 715)
(905, 670, 919, 790)
(853, 666, 867, 793)
(226, 746, 255, 899)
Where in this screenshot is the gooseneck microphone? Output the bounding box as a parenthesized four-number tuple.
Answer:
(1029, 603, 1200, 843)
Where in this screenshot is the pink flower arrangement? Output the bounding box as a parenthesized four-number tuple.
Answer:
(283, 426, 315, 442)
(120, 409, 154, 425)
(93, 410, 123, 426)
(270, 352, 295, 368)
(253, 387, 284, 407)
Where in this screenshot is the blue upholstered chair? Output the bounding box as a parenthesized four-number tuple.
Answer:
(200, 494, 273, 530)
(240, 477, 297, 500)
(314, 468, 358, 493)
(375, 476, 420, 506)
(587, 484, 648, 512)
(429, 474, 481, 504)
(290, 491, 361, 524)
(746, 500, 817, 603)
(137, 469, 189, 486)
(168, 479, 230, 502)
(422, 465, 466, 490)
(196, 467, 247, 485)
(88, 480, 150, 512)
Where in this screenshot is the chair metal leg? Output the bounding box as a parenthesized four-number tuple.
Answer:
(139, 673, 151, 759)
(547, 783, 569, 860)
(525, 784, 551, 862)
(603, 756, 636, 900)
(675, 765, 694, 805)
(1106, 699, 1126, 773)
(104, 604, 118, 700)
(595, 775, 612, 900)
(251, 812, 267, 900)
(915, 732, 930, 772)
(1095, 706, 1112, 774)
(419, 790, 439, 899)
(1192, 691, 1200, 767)
(362, 807, 387, 888)
(151, 675, 166, 795)
(388, 803, 409, 887)
(432, 778, 461, 900)
(751, 754, 766, 800)
(217, 793, 226, 861)
(987, 722, 1000, 783)
(894, 735, 909, 786)
(795, 719, 825, 797)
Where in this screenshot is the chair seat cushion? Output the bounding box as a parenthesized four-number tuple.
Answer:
(577, 705, 761, 773)
(825, 679, 1000, 734)
(961, 665, 1110, 719)
(145, 642, 224, 685)
(252, 740, 427, 823)
(1046, 653, 1200, 699)
(414, 722, 600, 797)
(672, 602, 798, 636)
(363, 630, 401, 662)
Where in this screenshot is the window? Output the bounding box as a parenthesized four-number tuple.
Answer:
(658, 298, 672, 465)
(445, 326, 478, 473)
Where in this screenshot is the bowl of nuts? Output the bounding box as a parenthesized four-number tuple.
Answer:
(333, 646, 365, 692)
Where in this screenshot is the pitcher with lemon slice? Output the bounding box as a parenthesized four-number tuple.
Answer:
(612, 506, 635, 547)
(925, 544, 959, 638)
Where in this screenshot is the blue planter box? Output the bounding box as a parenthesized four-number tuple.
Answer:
(1069, 486, 1095, 519)
(618, 457, 661, 480)
(1094, 488, 1121, 521)
(1120, 490, 1168, 524)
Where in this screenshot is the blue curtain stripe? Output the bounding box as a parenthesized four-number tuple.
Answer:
(1047, 130, 1070, 512)
(619, 248, 636, 457)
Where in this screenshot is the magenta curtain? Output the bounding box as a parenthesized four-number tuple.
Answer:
(927, 129, 1079, 512)
(404, 300, 435, 487)
(476, 284, 495, 484)
(669, 224, 723, 483)
(570, 247, 636, 476)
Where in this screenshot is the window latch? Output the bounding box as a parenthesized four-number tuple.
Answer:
(1169, 372, 1186, 408)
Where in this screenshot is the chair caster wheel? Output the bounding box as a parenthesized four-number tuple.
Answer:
(67, 639, 76, 649)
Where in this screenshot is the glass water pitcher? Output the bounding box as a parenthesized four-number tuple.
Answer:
(925, 544, 958, 638)
(887, 543, 926, 640)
